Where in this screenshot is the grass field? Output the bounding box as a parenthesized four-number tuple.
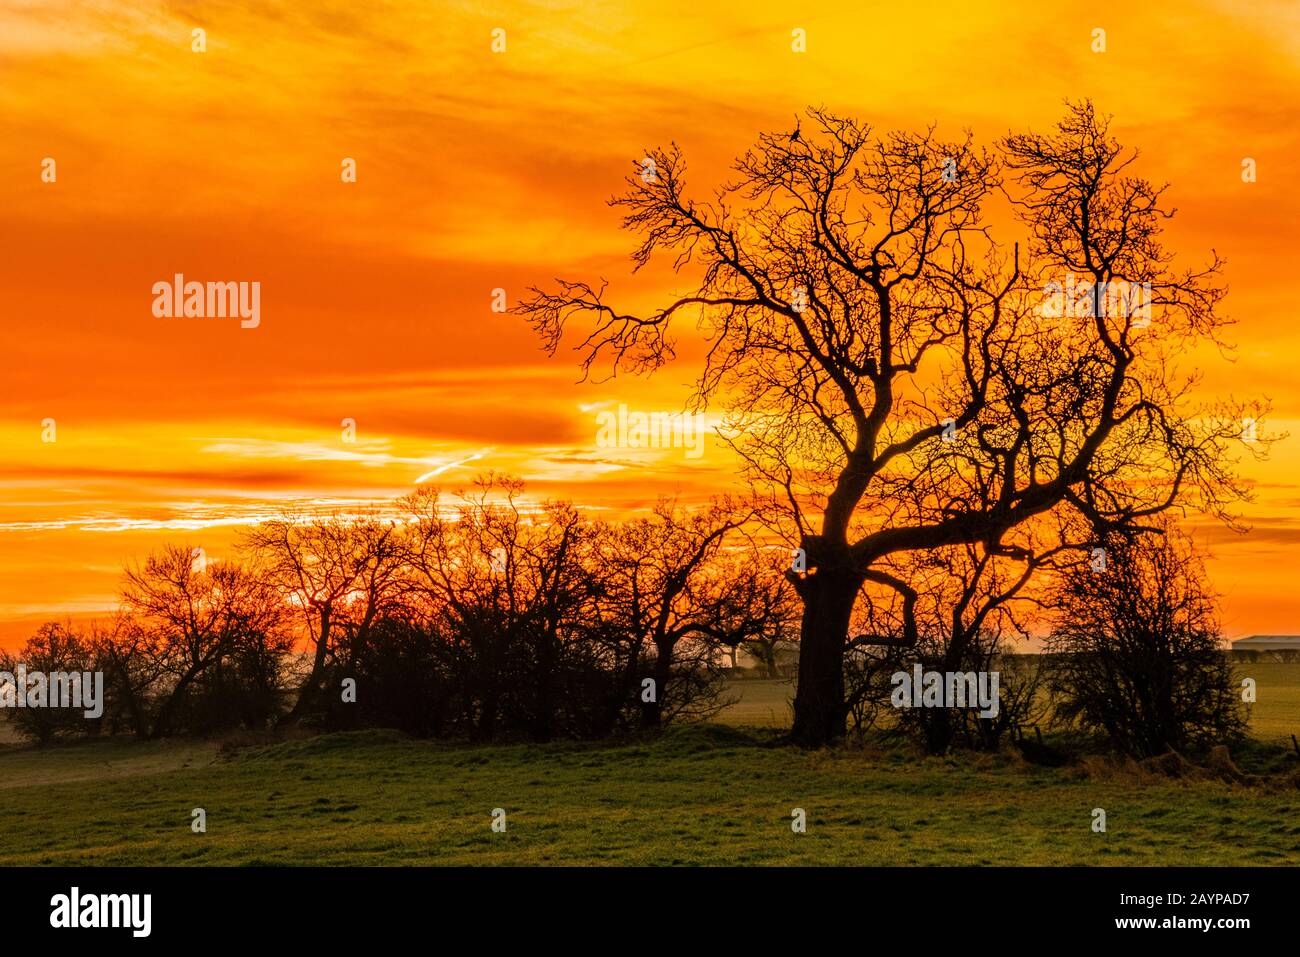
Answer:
(1236, 663, 1300, 745)
(1, 726, 1297, 866)
(0, 667, 1298, 866)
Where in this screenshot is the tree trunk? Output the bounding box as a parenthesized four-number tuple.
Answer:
(107, 656, 150, 740)
(790, 569, 860, 747)
(642, 638, 673, 729)
(283, 605, 331, 725)
(594, 636, 646, 736)
(149, 663, 204, 739)
(924, 709, 953, 755)
(925, 627, 972, 755)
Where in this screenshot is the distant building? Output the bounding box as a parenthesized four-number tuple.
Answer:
(1231, 635, 1300, 661)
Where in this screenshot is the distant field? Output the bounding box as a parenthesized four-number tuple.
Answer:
(1237, 662, 1300, 745)
(0, 665, 1296, 867)
(717, 663, 1300, 745)
(715, 677, 795, 727)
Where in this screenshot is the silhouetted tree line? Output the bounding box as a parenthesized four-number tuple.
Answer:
(4, 489, 1246, 759)
(3, 477, 798, 744)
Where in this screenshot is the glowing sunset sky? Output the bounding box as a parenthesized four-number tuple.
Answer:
(2, 0, 1298, 644)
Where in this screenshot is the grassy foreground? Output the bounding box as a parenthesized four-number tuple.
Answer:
(1, 718, 1298, 866)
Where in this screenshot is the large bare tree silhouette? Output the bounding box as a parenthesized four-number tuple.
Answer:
(519, 102, 1263, 747)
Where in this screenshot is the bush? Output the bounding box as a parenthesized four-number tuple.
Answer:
(0, 622, 100, 744)
(1045, 525, 1246, 757)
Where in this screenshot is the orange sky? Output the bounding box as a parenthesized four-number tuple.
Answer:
(2, 0, 1299, 644)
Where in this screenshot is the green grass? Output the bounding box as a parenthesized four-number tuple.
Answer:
(713, 677, 795, 727)
(2, 665, 1296, 866)
(1, 721, 1297, 866)
(1238, 662, 1300, 746)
